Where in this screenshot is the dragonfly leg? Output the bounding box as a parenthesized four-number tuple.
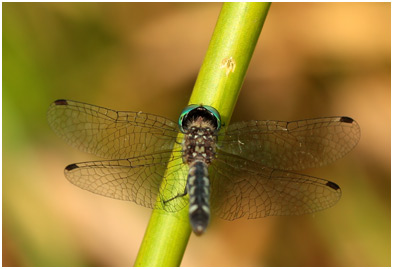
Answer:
(163, 186, 188, 204)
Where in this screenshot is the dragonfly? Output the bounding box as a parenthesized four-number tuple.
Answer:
(47, 99, 360, 235)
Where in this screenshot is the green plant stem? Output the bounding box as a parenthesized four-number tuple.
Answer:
(134, 3, 271, 267)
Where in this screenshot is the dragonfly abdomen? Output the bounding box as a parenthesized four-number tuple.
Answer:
(187, 160, 210, 235)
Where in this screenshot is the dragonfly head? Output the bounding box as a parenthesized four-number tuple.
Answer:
(178, 104, 221, 133)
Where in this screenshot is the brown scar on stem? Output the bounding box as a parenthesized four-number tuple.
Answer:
(221, 57, 236, 76)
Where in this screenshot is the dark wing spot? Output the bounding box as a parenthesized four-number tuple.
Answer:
(65, 163, 79, 171)
(54, 99, 68, 106)
(326, 181, 340, 190)
(340, 117, 354, 124)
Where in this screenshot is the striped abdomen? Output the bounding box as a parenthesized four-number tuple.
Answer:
(187, 161, 210, 235)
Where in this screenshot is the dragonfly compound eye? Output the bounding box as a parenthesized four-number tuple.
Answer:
(178, 104, 222, 133)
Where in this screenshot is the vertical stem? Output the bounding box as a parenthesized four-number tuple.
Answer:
(134, 3, 271, 267)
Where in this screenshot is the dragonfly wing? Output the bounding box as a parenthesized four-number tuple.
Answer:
(64, 151, 189, 212)
(210, 151, 341, 220)
(47, 99, 179, 159)
(218, 117, 360, 171)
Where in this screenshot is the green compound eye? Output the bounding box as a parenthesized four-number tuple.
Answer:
(203, 105, 221, 130)
(178, 104, 222, 133)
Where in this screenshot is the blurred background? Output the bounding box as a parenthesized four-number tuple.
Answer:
(3, 2, 390, 266)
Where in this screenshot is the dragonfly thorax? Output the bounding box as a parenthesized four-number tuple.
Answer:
(182, 116, 217, 165)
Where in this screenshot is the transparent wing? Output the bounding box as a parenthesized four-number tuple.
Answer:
(218, 117, 360, 171)
(64, 151, 189, 212)
(210, 150, 341, 220)
(47, 99, 180, 159)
